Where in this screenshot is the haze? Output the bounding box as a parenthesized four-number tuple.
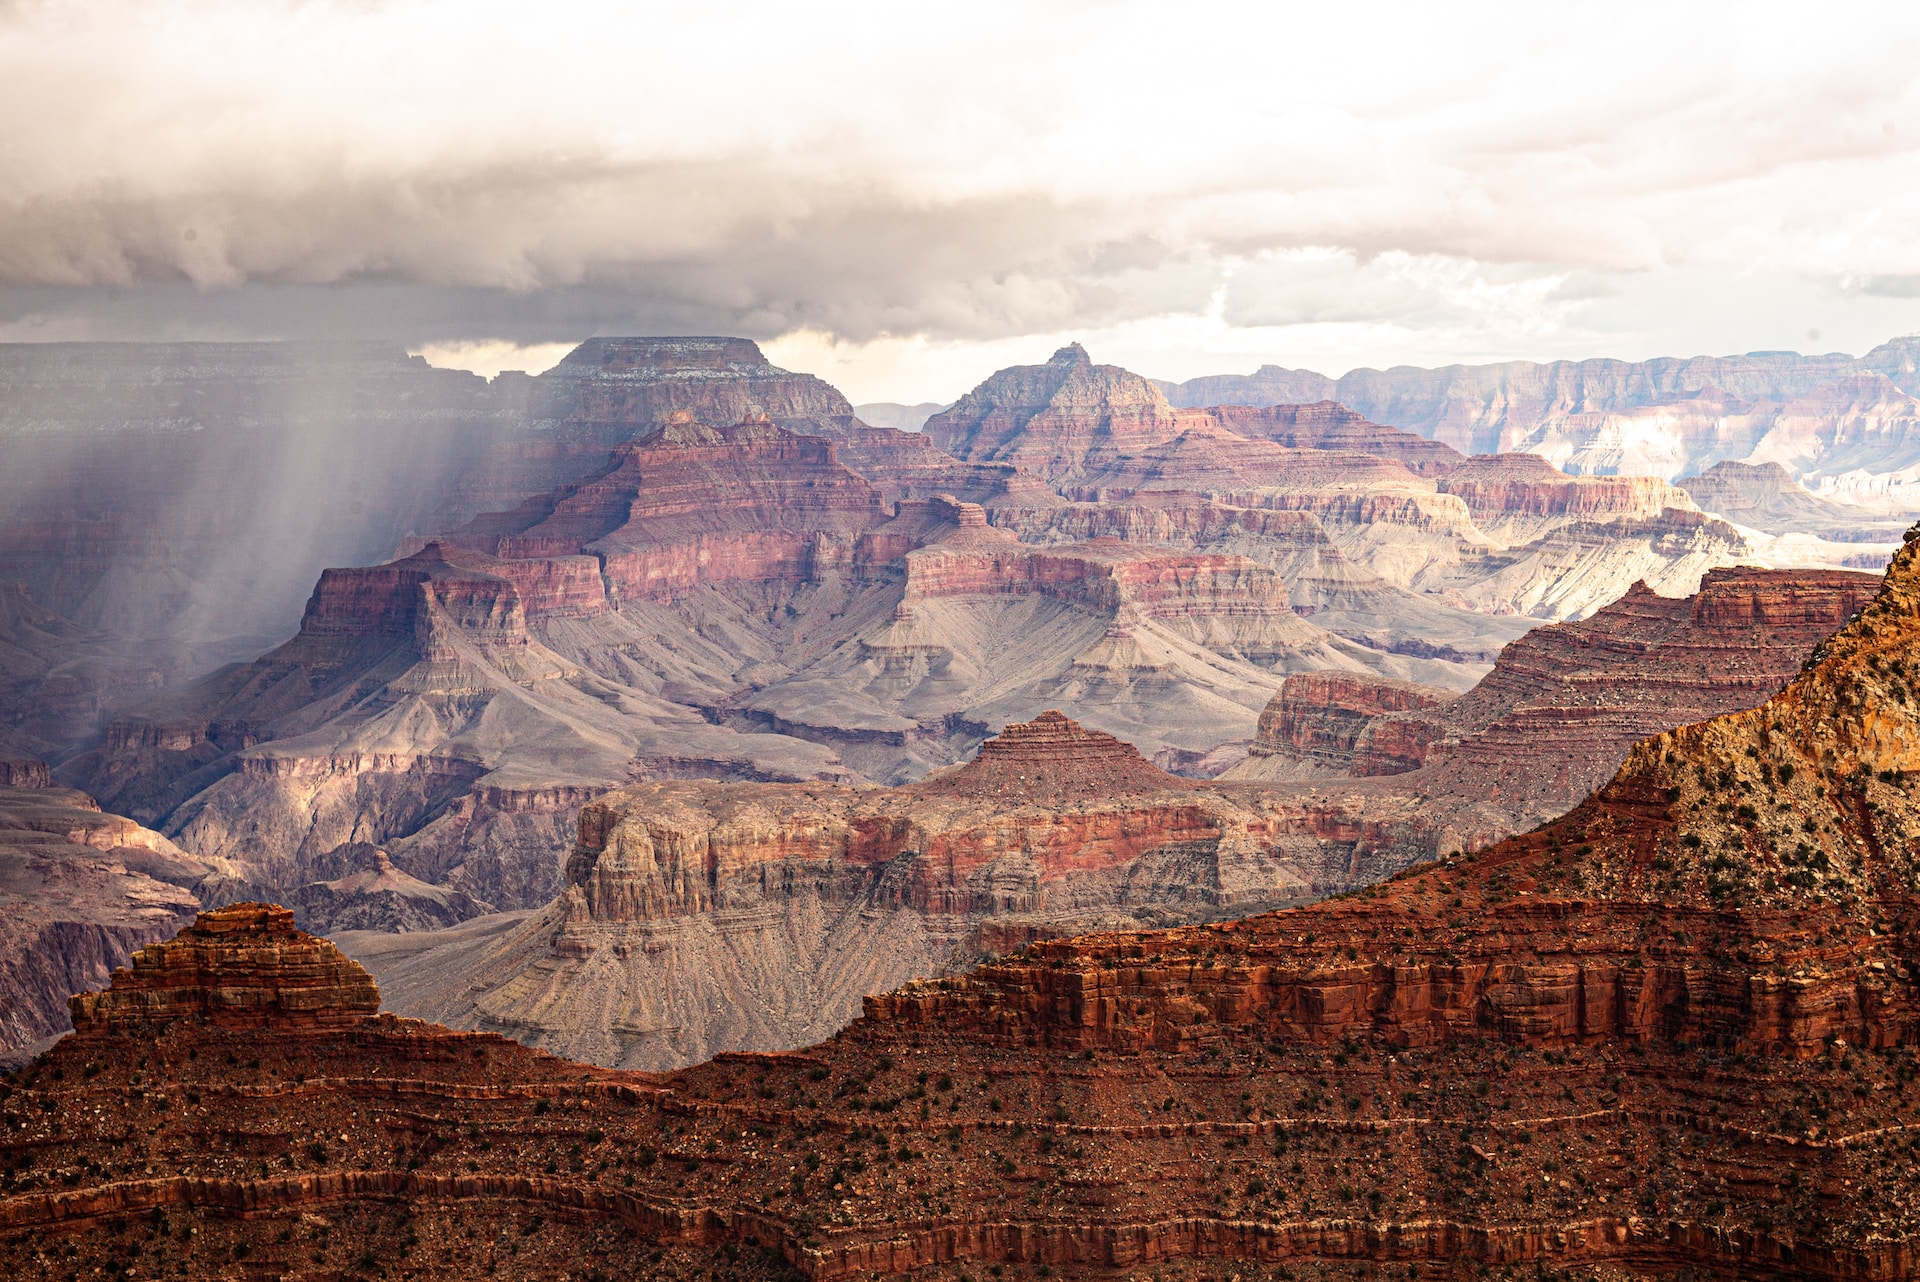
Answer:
(4, 0, 1920, 400)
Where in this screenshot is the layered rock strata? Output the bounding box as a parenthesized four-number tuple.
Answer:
(11, 539, 1920, 1278)
(1227, 565, 1883, 859)
(0, 785, 225, 1061)
(68, 903, 379, 1033)
(1159, 334, 1920, 462)
(1244, 673, 1456, 778)
(354, 712, 1340, 1071)
(1677, 458, 1916, 542)
(78, 414, 1493, 921)
(934, 344, 1869, 626)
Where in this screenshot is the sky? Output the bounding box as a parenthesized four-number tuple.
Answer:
(3, 0, 1920, 403)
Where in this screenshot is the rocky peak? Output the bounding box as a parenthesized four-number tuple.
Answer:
(68, 901, 380, 1034)
(914, 709, 1190, 804)
(923, 348, 1179, 478)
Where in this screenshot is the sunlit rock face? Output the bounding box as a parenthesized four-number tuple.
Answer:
(353, 711, 1347, 1072)
(14, 536, 1920, 1279)
(15, 338, 1909, 1093)
(1225, 564, 1883, 863)
(0, 780, 222, 1062)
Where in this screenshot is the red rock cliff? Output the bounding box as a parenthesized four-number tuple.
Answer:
(67, 902, 379, 1033)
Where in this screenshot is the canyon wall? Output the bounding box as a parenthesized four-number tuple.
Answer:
(1161, 336, 1920, 509)
(12, 534, 1920, 1278)
(1227, 565, 1883, 863)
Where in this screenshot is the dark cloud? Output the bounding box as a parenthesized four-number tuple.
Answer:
(1, 0, 1919, 365)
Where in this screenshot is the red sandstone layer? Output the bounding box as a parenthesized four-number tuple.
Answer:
(12, 527, 1920, 1278)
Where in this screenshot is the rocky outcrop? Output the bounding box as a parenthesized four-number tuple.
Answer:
(528, 336, 858, 437)
(290, 844, 487, 933)
(917, 709, 1183, 802)
(13, 537, 1920, 1278)
(1679, 458, 1916, 540)
(1246, 673, 1455, 776)
(1205, 401, 1464, 475)
(0, 785, 230, 1060)
(925, 343, 1182, 480)
(353, 713, 1349, 1070)
(1435, 451, 1696, 528)
(1228, 565, 1884, 861)
(68, 902, 379, 1033)
(0, 760, 47, 788)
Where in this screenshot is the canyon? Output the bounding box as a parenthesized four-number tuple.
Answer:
(5, 335, 1906, 1059)
(351, 568, 1882, 1071)
(1161, 336, 1920, 510)
(7, 527, 1920, 1279)
(1223, 564, 1884, 852)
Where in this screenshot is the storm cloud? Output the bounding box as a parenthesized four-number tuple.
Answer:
(4, 0, 1920, 394)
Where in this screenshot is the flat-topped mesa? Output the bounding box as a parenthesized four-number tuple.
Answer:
(915, 710, 1190, 804)
(1689, 563, 1890, 627)
(530, 337, 857, 436)
(68, 902, 379, 1035)
(1248, 672, 1456, 775)
(1436, 450, 1695, 523)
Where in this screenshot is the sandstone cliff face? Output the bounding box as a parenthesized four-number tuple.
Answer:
(355, 712, 1353, 1071)
(0, 784, 228, 1061)
(1245, 673, 1456, 777)
(14, 545, 1920, 1279)
(1227, 566, 1884, 865)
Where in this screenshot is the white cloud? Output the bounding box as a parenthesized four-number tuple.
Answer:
(3, 0, 1920, 395)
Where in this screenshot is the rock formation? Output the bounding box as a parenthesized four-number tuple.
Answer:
(933, 345, 1872, 628)
(15, 336, 1909, 1065)
(0, 337, 876, 765)
(1227, 565, 1884, 861)
(10, 535, 1920, 1277)
(1160, 334, 1920, 452)
(290, 844, 487, 933)
(1244, 672, 1457, 779)
(68, 903, 379, 1033)
(73, 410, 1496, 919)
(0, 783, 228, 1062)
(1678, 459, 1916, 542)
(351, 711, 1345, 1071)
(354, 557, 1878, 1073)
(1161, 336, 1920, 521)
